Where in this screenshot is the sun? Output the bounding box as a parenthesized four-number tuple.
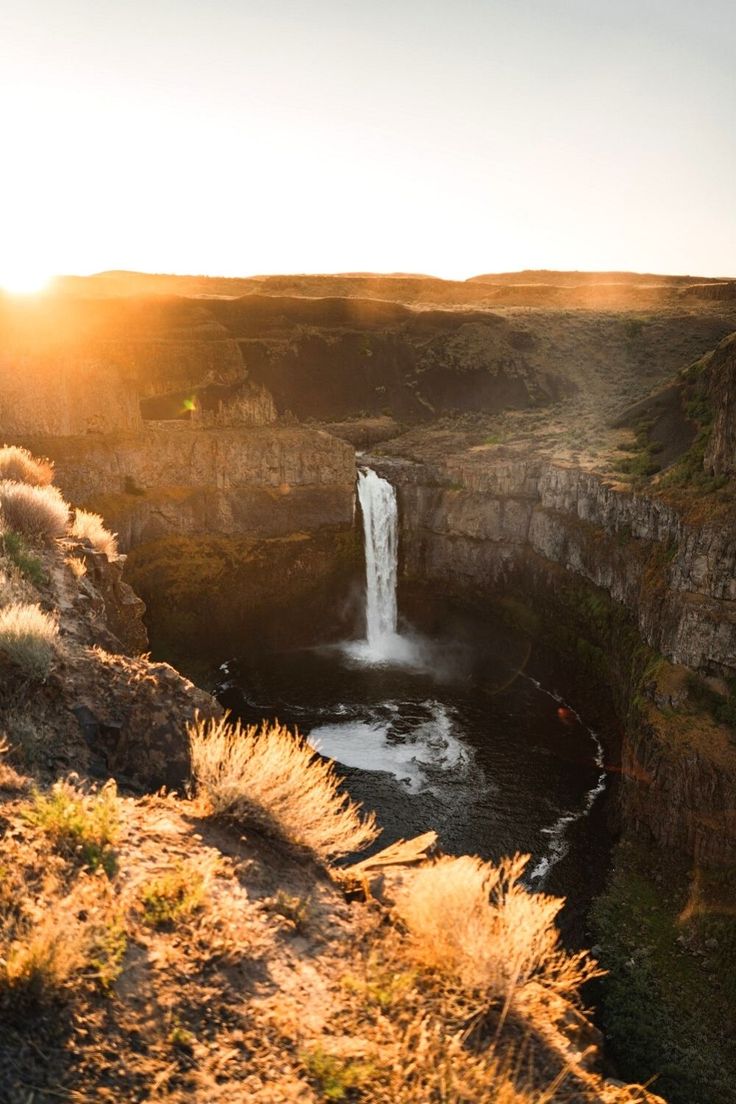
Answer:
(0, 266, 51, 295)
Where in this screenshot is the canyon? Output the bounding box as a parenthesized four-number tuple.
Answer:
(2, 272, 736, 1101)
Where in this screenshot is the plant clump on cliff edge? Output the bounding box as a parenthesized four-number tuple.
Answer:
(0, 481, 69, 540)
(0, 602, 58, 680)
(188, 715, 379, 860)
(0, 445, 54, 487)
(392, 852, 601, 1005)
(69, 508, 119, 559)
(0, 447, 119, 559)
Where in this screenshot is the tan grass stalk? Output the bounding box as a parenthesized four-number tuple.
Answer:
(188, 715, 379, 860)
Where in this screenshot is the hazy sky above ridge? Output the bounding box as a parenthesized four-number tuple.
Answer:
(1, 0, 735, 289)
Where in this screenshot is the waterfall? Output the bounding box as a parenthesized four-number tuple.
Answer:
(357, 468, 399, 657)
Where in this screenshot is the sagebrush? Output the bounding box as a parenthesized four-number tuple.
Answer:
(70, 508, 118, 559)
(188, 715, 379, 860)
(0, 445, 53, 487)
(0, 602, 58, 679)
(392, 853, 601, 1005)
(0, 480, 69, 539)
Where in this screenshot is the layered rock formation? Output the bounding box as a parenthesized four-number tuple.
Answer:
(371, 441, 736, 870)
(386, 451, 736, 676)
(25, 425, 355, 550)
(704, 332, 736, 476)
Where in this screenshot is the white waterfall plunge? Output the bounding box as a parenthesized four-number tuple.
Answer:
(349, 468, 415, 664)
(358, 468, 398, 647)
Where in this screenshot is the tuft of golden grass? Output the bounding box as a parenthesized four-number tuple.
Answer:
(24, 778, 120, 876)
(0, 601, 58, 680)
(0, 855, 124, 1006)
(65, 554, 88, 578)
(69, 508, 119, 559)
(140, 857, 214, 929)
(0, 480, 69, 539)
(392, 854, 601, 1006)
(3, 896, 91, 1000)
(0, 445, 54, 487)
(189, 715, 379, 861)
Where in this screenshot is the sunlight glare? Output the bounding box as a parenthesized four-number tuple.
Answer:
(0, 265, 51, 296)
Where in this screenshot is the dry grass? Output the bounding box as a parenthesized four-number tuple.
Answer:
(0, 445, 53, 486)
(65, 554, 87, 578)
(0, 846, 122, 1007)
(189, 715, 379, 860)
(267, 924, 624, 1104)
(24, 778, 120, 875)
(0, 480, 69, 539)
(0, 833, 99, 1005)
(392, 854, 601, 1005)
(70, 508, 119, 559)
(2, 893, 92, 1000)
(140, 857, 214, 929)
(375, 1014, 549, 1104)
(0, 601, 58, 680)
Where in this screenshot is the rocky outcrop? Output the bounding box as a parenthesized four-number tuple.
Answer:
(704, 332, 736, 476)
(22, 425, 356, 551)
(2, 540, 219, 793)
(383, 451, 736, 677)
(76, 548, 148, 654)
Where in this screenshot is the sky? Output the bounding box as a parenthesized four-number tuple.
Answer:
(1, 0, 735, 291)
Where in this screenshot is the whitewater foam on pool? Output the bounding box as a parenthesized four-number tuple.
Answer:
(308, 701, 471, 794)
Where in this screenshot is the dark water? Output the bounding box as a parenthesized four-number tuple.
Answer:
(216, 601, 609, 907)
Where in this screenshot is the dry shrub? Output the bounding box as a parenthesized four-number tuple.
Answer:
(0, 859, 120, 1005)
(65, 554, 87, 578)
(69, 508, 118, 559)
(0, 445, 53, 486)
(381, 1014, 540, 1104)
(392, 854, 600, 1005)
(3, 897, 91, 1000)
(189, 715, 379, 860)
(0, 602, 58, 680)
(0, 480, 69, 539)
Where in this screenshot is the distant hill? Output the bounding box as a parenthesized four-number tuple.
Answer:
(50, 268, 736, 310)
(467, 269, 730, 286)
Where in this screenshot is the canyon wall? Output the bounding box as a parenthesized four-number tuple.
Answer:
(377, 450, 736, 867)
(705, 332, 736, 476)
(20, 424, 359, 662)
(24, 425, 355, 549)
(386, 452, 736, 676)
